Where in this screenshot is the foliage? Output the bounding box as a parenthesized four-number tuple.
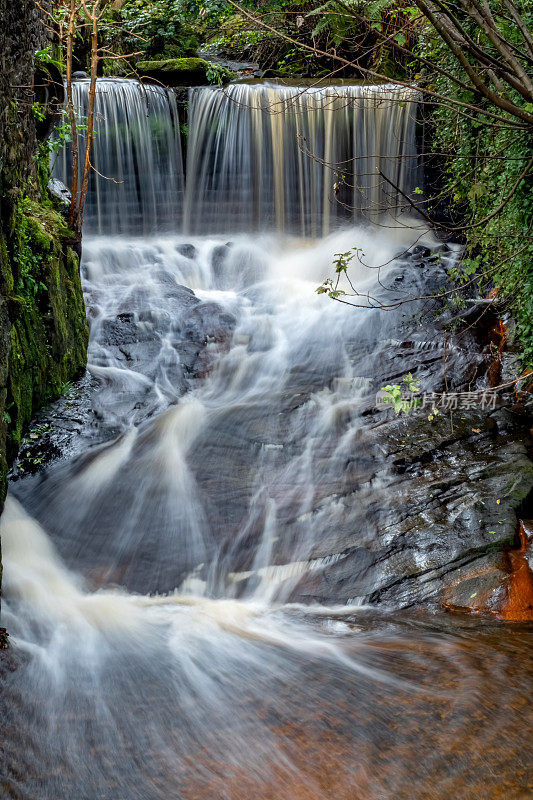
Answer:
(307, 0, 417, 75)
(34, 45, 63, 71)
(136, 56, 235, 82)
(189, 0, 368, 74)
(270, 0, 533, 363)
(204, 61, 235, 84)
(100, 0, 199, 60)
(316, 250, 355, 298)
(417, 2, 533, 363)
(381, 373, 422, 415)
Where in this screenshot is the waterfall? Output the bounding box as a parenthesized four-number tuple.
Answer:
(53, 79, 184, 235)
(3, 72, 526, 800)
(44, 79, 430, 597)
(183, 82, 421, 236)
(55, 79, 420, 236)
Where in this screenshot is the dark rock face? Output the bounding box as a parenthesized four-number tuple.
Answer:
(177, 249, 532, 610)
(10, 241, 533, 609)
(175, 243, 197, 260)
(442, 520, 533, 620)
(291, 409, 533, 608)
(0, 0, 44, 190)
(0, 1, 88, 542)
(183, 338, 533, 610)
(48, 179, 71, 209)
(136, 57, 236, 86)
(442, 553, 509, 615)
(10, 271, 236, 475)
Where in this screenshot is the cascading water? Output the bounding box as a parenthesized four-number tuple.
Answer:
(184, 82, 421, 235)
(54, 79, 184, 234)
(2, 79, 530, 800)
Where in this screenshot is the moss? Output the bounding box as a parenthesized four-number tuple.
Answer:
(23, 200, 74, 239)
(0, 194, 88, 488)
(137, 57, 236, 85)
(138, 56, 206, 72)
(0, 0, 88, 594)
(25, 215, 53, 251)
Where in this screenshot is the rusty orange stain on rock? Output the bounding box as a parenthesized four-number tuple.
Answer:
(499, 520, 533, 622)
(442, 521, 533, 622)
(487, 318, 507, 387)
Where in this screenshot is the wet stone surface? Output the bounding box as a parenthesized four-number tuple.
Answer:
(3, 229, 533, 800)
(10, 235, 533, 610)
(292, 408, 533, 607)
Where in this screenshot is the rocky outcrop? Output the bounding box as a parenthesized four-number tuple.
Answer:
(443, 519, 533, 620)
(136, 57, 236, 85)
(320, 407, 533, 610)
(0, 0, 89, 582)
(283, 316, 533, 613)
(10, 238, 533, 614)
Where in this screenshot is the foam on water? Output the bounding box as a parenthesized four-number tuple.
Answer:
(3, 79, 525, 800)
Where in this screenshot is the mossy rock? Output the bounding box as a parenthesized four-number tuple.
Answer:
(136, 57, 236, 86)
(0, 196, 88, 500)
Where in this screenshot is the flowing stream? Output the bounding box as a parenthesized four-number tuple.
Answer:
(1, 80, 531, 799)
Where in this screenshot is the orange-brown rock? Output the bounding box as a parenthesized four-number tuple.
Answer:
(499, 520, 533, 621)
(443, 520, 533, 622)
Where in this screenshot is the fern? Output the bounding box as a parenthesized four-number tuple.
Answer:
(307, 0, 396, 43)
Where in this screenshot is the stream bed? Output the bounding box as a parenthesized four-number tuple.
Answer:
(1, 79, 532, 798)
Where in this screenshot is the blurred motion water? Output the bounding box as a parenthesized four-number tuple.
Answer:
(53, 79, 184, 235)
(3, 79, 531, 800)
(184, 82, 421, 234)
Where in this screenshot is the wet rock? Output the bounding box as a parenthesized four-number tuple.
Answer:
(183, 302, 236, 345)
(101, 315, 151, 346)
(10, 422, 62, 479)
(48, 178, 71, 208)
(10, 241, 533, 611)
(443, 521, 533, 621)
(175, 243, 197, 260)
(153, 272, 199, 306)
(409, 245, 431, 258)
(291, 408, 533, 609)
(136, 57, 236, 86)
(442, 553, 509, 615)
(10, 274, 236, 476)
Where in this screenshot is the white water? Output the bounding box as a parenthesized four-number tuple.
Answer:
(184, 82, 421, 235)
(18, 222, 442, 597)
(55, 79, 420, 236)
(54, 79, 184, 234)
(4, 79, 525, 800)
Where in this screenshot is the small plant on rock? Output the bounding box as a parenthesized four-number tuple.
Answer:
(381, 373, 421, 415)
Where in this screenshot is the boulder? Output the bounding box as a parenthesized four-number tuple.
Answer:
(136, 57, 236, 86)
